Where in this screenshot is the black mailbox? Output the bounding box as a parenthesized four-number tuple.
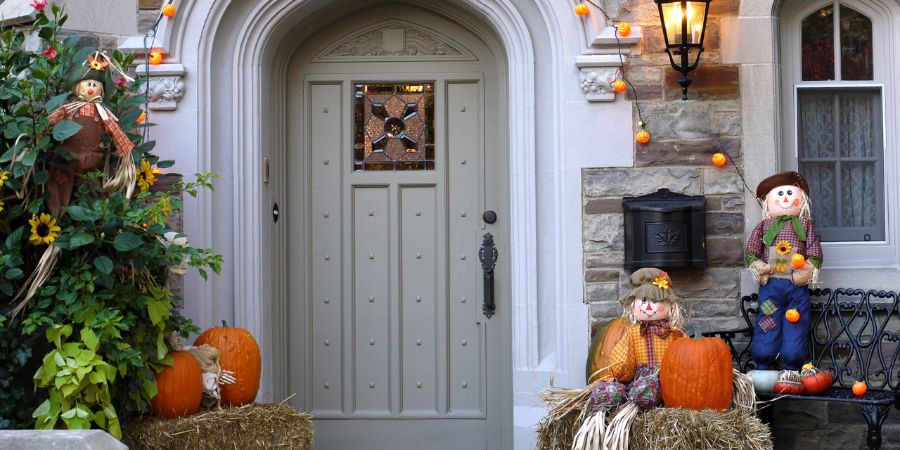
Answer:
(623, 188, 707, 270)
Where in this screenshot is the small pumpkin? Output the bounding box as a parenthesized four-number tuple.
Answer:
(161, 3, 176, 17)
(586, 317, 629, 383)
(747, 369, 779, 394)
(712, 152, 727, 167)
(773, 380, 804, 395)
(617, 22, 632, 37)
(195, 321, 262, 406)
(574, 2, 590, 16)
(800, 365, 834, 395)
(612, 79, 627, 94)
(635, 130, 651, 144)
(785, 308, 800, 323)
(149, 50, 163, 65)
(660, 337, 733, 411)
(151, 351, 203, 418)
(791, 254, 806, 269)
(852, 381, 867, 397)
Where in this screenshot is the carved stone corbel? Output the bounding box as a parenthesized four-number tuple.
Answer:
(576, 5, 643, 102)
(135, 63, 185, 111)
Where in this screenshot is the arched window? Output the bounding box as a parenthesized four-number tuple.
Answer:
(784, 1, 885, 243)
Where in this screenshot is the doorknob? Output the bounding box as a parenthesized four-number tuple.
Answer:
(479, 233, 498, 319)
(483, 210, 497, 224)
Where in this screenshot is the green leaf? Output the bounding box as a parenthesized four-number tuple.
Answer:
(64, 205, 96, 221)
(80, 328, 99, 351)
(61, 408, 77, 419)
(146, 299, 170, 327)
(4, 268, 23, 280)
(113, 232, 142, 251)
(32, 400, 52, 418)
(157, 159, 175, 169)
(67, 232, 94, 249)
(93, 256, 113, 275)
(5, 226, 24, 249)
(52, 120, 81, 141)
(21, 149, 37, 167)
(45, 93, 69, 112)
(34, 170, 49, 184)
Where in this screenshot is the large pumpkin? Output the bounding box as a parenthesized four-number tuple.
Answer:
(660, 337, 733, 411)
(195, 321, 262, 406)
(586, 317, 629, 383)
(152, 351, 203, 418)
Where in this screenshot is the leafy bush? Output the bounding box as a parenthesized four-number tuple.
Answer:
(0, 5, 221, 438)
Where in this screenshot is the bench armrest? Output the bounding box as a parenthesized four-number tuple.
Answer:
(702, 327, 753, 369)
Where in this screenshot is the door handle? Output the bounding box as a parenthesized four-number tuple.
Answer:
(479, 233, 498, 319)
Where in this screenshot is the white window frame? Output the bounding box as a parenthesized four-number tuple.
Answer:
(780, 0, 900, 270)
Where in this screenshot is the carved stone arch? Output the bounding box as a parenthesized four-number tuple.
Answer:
(312, 19, 478, 62)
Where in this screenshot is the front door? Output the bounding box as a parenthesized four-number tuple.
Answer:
(285, 10, 509, 450)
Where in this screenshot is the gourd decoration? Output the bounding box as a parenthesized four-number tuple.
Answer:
(852, 381, 867, 397)
(660, 337, 733, 411)
(635, 129, 651, 144)
(772, 370, 804, 395)
(747, 369, 779, 394)
(785, 308, 801, 323)
(151, 351, 203, 418)
(586, 316, 629, 383)
(195, 321, 262, 406)
(612, 79, 627, 94)
(574, 2, 589, 16)
(617, 22, 631, 36)
(799, 365, 834, 395)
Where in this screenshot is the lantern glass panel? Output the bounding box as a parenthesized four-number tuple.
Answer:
(662, 1, 708, 45)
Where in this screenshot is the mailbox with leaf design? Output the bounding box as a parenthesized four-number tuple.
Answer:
(623, 188, 707, 270)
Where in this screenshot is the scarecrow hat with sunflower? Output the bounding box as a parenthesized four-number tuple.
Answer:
(65, 51, 132, 96)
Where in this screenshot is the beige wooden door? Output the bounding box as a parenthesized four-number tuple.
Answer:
(285, 12, 509, 450)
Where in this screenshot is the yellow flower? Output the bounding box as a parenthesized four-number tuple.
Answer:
(0, 199, 4, 213)
(29, 213, 61, 245)
(137, 160, 156, 192)
(652, 272, 671, 290)
(776, 240, 792, 256)
(0, 171, 10, 189)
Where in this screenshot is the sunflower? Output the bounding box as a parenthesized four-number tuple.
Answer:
(29, 213, 61, 245)
(774, 258, 788, 273)
(0, 171, 9, 188)
(776, 240, 792, 255)
(87, 55, 108, 71)
(652, 272, 671, 290)
(137, 160, 156, 192)
(0, 199, 4, 213)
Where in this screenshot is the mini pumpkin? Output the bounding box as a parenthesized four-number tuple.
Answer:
(575, 2, 590, 16)
(635, 130, 651, 144)
(195, 321, 262, 406)
(617, 22, 631, 36)
(712, 152, 727, 167)
(612, 79, 627, 94)
(791, 254, 806, 269)
(773, 380, 804, 395)
(660, 337, 733, 411)
(151, 351, 203, 418)
(149, 50, 163, 65)
(800, 365, 834, 395)
(853, 381, 867, 397)
(747, 369, 779, 394)
(785, 308, 800, 323)
(161, 3, 176, 17)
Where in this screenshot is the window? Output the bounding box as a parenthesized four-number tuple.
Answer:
(787, 2, 885, 242)
(353, 82, 435, 172)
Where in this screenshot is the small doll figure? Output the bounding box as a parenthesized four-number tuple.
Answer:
(45, 52, 136, 216)
(745, 171, 823, 371)
(573, 268, 685, 449)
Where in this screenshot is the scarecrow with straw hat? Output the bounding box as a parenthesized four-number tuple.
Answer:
(745, 171, 823, 371)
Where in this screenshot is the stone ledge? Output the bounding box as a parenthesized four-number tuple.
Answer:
(0, 430, 127, 450)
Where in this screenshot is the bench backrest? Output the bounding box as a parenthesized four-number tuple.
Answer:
(737, 288, 900, 390)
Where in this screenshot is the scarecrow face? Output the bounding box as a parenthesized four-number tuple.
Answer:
(765, 184, 804, 218)
(75, 79, 104, 102)
(632, 297, 668, 323)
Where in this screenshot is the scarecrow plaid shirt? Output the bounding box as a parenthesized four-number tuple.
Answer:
(745, 217, 823, 268)
(602, 322, 684, 382)
(48, 102, 135, 158)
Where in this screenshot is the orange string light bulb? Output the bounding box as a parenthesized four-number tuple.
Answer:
(612, 79, 627, 94)
(635, 129, 651, 144)
(575, 2, 589, 16)
(617, 22, 631, 36)
(712, 152, 727, 167)
(149, 51, 163, 65)
(161, 3, 176, 18)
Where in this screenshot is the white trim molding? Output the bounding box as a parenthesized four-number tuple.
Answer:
(135, 63, 186, 111)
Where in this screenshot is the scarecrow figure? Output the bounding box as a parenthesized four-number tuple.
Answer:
(745, 171, 822, 371)
(45, 52, 136, 216)
(573, 268, 686, 449)
(167, 333, 237, 408)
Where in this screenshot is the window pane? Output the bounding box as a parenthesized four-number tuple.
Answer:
(800, 162, 837, 229)
(839, 6, 873, 80)
(838, 91, 876, 157)
(801, 6, 835, 81)
(353, 83, 435, 172)
(841, 162, 878, 228)
(798, 91, 835, 158)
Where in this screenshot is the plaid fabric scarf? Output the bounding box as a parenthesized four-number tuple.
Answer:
(639, 320, 674, 339)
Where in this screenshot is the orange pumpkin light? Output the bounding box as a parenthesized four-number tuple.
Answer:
(635, 129, 651, 144)
(785, 308, 800, 323)
(617, 22, 632, 37)
(136, 112, 147, 124)
(575, 2, 589, 16)
(660, 337, 734, 411)
(853, 381, 867, 397)
(712, 152, 727, 167)
(151, 351, 203, 418)
(195, 321, 262, 406)
(149, 50, 163, 65)
(612, 79, 627, 94)
(791, 254, 806, 269)
(586, 317, 629, 383)
(161, 3, 176, 17)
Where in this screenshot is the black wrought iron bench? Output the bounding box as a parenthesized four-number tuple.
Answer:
(703, 288, 900, 450)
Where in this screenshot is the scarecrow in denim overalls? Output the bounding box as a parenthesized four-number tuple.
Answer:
(745, 171, 823, 371)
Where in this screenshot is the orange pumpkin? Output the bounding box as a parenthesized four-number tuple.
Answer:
(773, 380, 804, 395)
(149, 51, 163, 65)
(617, 22, 631, 37)
(612, 79, 627, 94)
(161, 4, 176, 17)
(712, 152, 727, 167)
(575, 3, 590, 16)
(151, 351, 203, 418)
(785, 308, 800, 323)
(660, 337, 733, 411)
(195, 321, 262, 406)
(853, 381, 867, 397)
(635, 130, 651, 144)
(800, 366, 834, 395)
(791, 254, 806, 269)
(586, 317, 629, 383)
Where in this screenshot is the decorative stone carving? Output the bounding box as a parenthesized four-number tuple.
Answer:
(316, 20, 473, 61)
(578, 67, 619, 102)
(135, 63, 186, 111)
(577, 21, 643, 102)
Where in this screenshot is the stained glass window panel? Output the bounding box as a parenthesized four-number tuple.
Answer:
(353, 83, 435, 171)
(839, 6, 873, 81)
(801, 6, 835, 81)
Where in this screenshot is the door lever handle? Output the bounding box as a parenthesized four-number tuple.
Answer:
(479, 233, 498, 319)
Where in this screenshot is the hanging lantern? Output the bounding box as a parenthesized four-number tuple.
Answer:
(655, 0, 712, 100)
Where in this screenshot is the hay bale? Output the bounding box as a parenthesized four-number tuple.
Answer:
(630, 408, 772, 450)
(123, 403, 313, 450)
